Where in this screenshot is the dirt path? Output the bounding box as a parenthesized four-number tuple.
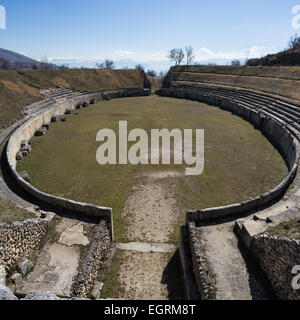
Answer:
(106, 171, 185, 300)
(123, 179, 181, 243)
(17, 217, 94, 298)
(200, 222, 271, 300)
(116, 251, 174, 300)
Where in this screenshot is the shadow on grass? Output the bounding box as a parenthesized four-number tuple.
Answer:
(161, 249, 186, 300)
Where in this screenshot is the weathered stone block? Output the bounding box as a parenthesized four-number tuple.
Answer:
(65, 109, 72, 115)
(22, 291, 61, 300)
(17, 259, 33, 277)
(0, 285, 18, 300)
(91, 282, 103, 300)
(35, 127, 47, 136)
(11, 273, 22, 287)
(21, 144, 32, 154)
(16, 151, 23, 161)
(0, 266, 6, 286)
(20, 170, 31, 184)
(51, 115, 60, 122)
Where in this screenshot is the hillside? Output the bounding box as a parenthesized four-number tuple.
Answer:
(0, 69, 146, 130)
(165, 65, 300, 102)
(0, 48, 42, 69)
(247, 49, 300, 67)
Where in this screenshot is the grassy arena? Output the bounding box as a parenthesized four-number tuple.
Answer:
(17, 95, 288, 242)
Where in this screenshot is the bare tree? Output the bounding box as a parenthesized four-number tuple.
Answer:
(288, 34, 300, 52)
(96, 59, 115, 70)
(185, 46, 195, 66)
(104, 59, 115, 70)
(135, 64, 144, 72)
(177, 49, 185, 66)
(31, 63, 38, 70)
(167, 48, 185, 66)
(0, 57, 10, 70)
(96, 62, 105, 69)
(59, 64, 69, 69)
(231, 60, 241, 66)
(167, 49, 177, 65)
(146, 70, 157, 77)
(40, 56, 52, 70)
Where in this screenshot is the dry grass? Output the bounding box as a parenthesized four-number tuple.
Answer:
(1, 80, 25, 94)
(171, 66, 300, 102)
(52, 77, 71, 89)
(0, 69, 144, 131)
(173, 65, 300, 80)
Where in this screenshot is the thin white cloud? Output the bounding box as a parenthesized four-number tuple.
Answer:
(139, 53, 168, 62)
(46, 45, 278, 68)
(114, 50, 134, 58)
(113, 51, 168, 62)
(195, 46, 277, 61)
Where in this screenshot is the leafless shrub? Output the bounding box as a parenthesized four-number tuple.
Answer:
(185, 46, 195, 66)
(167, 48, 185, 66)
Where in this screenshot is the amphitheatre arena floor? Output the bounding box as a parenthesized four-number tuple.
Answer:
(16, 95, 288, 299)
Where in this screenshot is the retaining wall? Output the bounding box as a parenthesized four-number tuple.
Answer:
(187, 222, 216, 300)
(157, 87, 300, 223)
(158, 86, 300, 300)
(6, 88, 150, 241)
(250, 233, 300, 300)
(73, 220, 111, 298)
(0, 218, 50, 272)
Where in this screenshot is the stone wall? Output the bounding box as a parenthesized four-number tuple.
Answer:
(5, 88, 150, 241)
(157, 86, 300, 300)
(187, 222, 216, 300)
(0, 218, 50, 272)
(73, 220, 111, 298)
(250, 233, 300, 300)
(157, 87, 299, 222)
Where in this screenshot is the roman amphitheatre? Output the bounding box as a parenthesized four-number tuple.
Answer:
(0, 66, 299, 300)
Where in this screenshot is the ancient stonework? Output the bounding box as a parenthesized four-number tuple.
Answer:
(0, 219, 49, 272)
(188, 222, 216, 300)
(73, 220, 112, 298)
(250, 233, 300, 300)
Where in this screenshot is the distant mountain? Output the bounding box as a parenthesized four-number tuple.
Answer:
(50, 58, 173, 73)
(51, 57, 238, 73)
(0, 48, 42, 69)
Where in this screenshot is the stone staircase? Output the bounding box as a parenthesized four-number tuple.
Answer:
(179, 85, 300, 127)
(176, 85, 300, 248)
(159, 83, 300, 299)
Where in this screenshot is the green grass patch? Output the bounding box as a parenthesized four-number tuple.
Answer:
(0, 69, 143, 130)
(100, 249, 125, 299)
(0, 198, 35, 223)
(17, 96, 288, 242)
(267, 218, 300, 239)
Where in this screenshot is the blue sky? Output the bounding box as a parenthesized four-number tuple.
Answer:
(0, 0, 299, 69)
